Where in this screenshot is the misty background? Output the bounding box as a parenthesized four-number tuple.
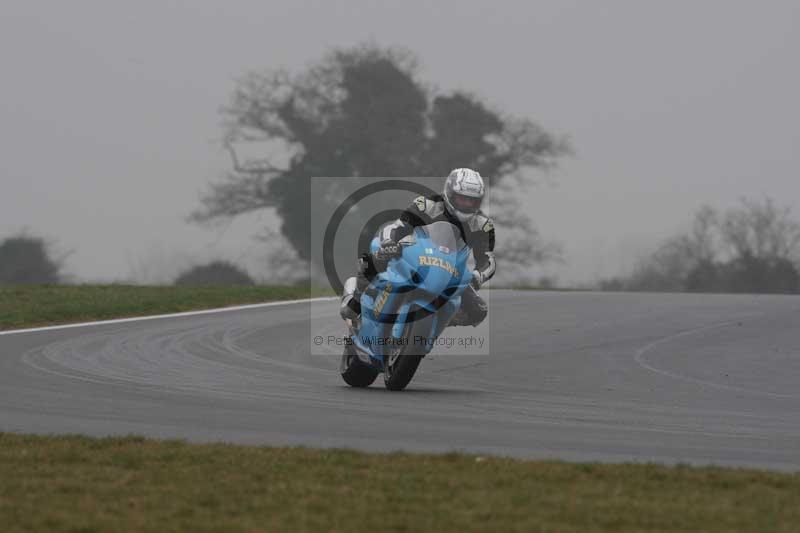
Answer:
(2, 1, 799, 285)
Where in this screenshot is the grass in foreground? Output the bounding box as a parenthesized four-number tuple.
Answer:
(0, 434, 798, 532)
(0, 285, 334, 331)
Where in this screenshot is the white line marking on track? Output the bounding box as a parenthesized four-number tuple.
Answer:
(633, 319, 798, 400)
(0, 297, 338, 336)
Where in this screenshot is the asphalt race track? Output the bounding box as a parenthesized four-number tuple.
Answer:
(2, 291, 799, 470)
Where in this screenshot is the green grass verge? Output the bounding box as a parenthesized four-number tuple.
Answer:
(0, 434, 797, 532)
(0, 285, 334, 331)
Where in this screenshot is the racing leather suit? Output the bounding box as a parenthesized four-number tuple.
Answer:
(342, 194, 495, 326)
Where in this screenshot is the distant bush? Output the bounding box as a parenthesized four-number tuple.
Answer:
(602, 198, 800, 294)
(174, 261, 254, 286)
(0, 235, 62, 284)
(685, 255, 800, 294)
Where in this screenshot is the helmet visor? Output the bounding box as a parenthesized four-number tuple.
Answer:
(450, 192, 482, 213)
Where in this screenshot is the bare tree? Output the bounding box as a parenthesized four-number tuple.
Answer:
(253, 227, 307, 284)
(680, 204, 718, 263)
(720, 197, 800, 261)
(192, 44, 570, 276)
(488, 174, 562, 285)
(604, 197, 800, 293)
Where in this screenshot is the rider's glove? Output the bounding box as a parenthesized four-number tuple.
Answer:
(470, 269, 484, 290)
(375, 238, 401, 262)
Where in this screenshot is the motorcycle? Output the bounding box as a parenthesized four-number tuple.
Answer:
(340, 220, 473, 390)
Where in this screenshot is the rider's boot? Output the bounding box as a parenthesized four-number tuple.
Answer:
(448, 308, 472, 326)
(341, 254, 380, 325)
(340, 276, 362, 324)
(448, 285, 488, 327)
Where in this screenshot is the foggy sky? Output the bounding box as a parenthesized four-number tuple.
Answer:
(2, 0, 799, 284)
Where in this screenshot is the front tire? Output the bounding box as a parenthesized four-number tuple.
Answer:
(340, 342, 378, 388)
(383, 351, 422, 391)
(383, 313, 432, 391)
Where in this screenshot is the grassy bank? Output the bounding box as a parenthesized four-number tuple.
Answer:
(0, 433, 797, 532)
(0, 285, 333, 331)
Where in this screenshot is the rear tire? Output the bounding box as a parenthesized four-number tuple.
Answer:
(340, 342, 378, 388)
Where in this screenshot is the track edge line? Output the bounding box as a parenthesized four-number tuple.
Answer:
(0, 296, 338, 336)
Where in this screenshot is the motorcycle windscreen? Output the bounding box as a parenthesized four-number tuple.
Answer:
(415, 221, 467, 254)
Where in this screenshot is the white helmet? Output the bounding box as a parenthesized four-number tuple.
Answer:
(443, 168, 485, 222)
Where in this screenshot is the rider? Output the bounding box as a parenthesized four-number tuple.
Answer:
(340, 168, 496, 327)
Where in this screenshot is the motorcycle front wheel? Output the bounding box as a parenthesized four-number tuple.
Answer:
(383, 313, 433, 391)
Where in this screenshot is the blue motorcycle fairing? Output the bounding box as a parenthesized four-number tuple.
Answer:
(352, 223, 473, 369)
